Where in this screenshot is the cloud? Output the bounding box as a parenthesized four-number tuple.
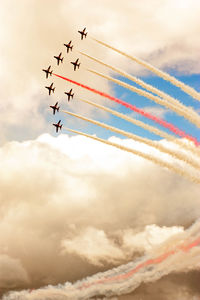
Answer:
(0, 0, 113, 143)
(61, 227, 124, 266)
(0, 0, 200, 143)
(0, 255, 29, 289)
(2, 220, 200, 299)
(0, 133, 199, 298)
(129, 106, 169, 119)
(142, 106, 169, 118)
(61, 224, 184, 266)
(121, 224, 184, 253)
(118, 271, 200, 300)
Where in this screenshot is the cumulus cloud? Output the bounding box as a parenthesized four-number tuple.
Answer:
(121, 224, 184, 253)
(0, 255, 29, 289)
(0, 133, 199, 298)
(61, 224, 184, 266)
(0, 0, 113, 142)
(61, 227, 124, 266)
(0, 0, 200, 143)
(2, 220, 200, 299)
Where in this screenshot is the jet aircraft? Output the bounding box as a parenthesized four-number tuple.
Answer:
(64, 40, 73, 53)
(50, 102, 60, 115)
(71, 58, 80, 71)
(42, 65, 53, 78)
(64, 88, 74, 101)
(45, 83, 55, 95)
(78, 27, 87, 40)
(53, 120, 62, 132)
(54, 52, 64, 65)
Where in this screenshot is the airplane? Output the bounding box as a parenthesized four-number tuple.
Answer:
(42, 65, 53, 79)
(64, 40, 73, 53)
(50, 102, 60, 115)
(53, 120, 62, 133)
(64, 88, 74, 101)
(45, 83, 55, 95)
(71, 58, 80, 71)
(54, 52, 64, 65)
(78, 27, 87, 40)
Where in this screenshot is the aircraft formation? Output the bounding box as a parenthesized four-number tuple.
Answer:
(42, 27, 88, 132)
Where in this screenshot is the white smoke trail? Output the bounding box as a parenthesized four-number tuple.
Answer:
(77, 97, 200, 158)
(64, 127, 200, 184)
(52, 72, 200, 156)
(80, 51, 200, 128)
(91, 37, 200, 103)
(87, 68, 200, 129)
(62, 110, 200, 172)
(3, 218, 200, 299)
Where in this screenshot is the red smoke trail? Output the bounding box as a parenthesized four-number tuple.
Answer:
(80, 234, 200, 289)
(53, 73, 199, 145)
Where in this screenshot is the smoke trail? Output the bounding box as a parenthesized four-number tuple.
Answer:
(3, 220, 200, 299)
(80, 51, 200, 128)
(76, 224, 200, 289)
(62, 109, 200, 171)
(91, 37, 200, 103)
(53, 73, 199, 146)
(88, 68, 200, 130)
(62, 127, 200, 184)
(77, 97, 200, 163)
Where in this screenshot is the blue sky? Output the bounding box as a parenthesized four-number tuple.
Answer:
(62, 72, 200, 143)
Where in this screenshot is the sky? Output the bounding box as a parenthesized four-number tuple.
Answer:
(0, 0, 200, 299)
